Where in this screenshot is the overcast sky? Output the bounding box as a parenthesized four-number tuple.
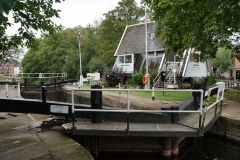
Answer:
(7, 0, 142, 35)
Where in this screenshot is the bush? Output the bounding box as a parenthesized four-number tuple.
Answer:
(104, 68, 125, 87)
(132, 72, 144, 85)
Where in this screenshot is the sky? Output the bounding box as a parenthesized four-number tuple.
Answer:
(7, 0, 142, 35)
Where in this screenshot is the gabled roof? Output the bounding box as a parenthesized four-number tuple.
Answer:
(114, 22, 164, 56)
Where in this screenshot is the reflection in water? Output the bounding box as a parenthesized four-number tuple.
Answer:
(95, 134, 240, 160)
(186, 134, 240, 160)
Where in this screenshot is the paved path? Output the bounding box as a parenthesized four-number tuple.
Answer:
(0, 85, 93, 160)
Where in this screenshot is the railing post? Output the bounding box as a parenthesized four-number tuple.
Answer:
(6, 83, 8, 98)
(152, 87, 155, 100)
(198, 90, 203, 135)
(126, 90, 130, 136)
(41, 86, 46, 113)
(17, 83, 21, 98)
(71, 89, 75, 134)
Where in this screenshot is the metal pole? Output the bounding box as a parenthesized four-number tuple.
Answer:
(145, 6, 150, 90)
(79, 42, 83, 88)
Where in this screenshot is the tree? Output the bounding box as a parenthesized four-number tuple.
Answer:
(22, 28, 79, 77)
(87, 55, 106, 75)
(212, 48, 234, 74)
(96, 0, 145, 67)
(143, 0, 240, 60)
(0, 0, 63, 57)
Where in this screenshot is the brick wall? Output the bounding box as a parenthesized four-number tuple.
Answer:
(235, 58, 240, 68)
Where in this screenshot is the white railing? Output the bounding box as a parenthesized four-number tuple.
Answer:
(153, 54, 166, 87)
(182, 49, 192, 77)
(69, 82, 225, 134)
(8, 73, 68, 79)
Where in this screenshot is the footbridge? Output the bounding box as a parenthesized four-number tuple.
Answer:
(0, 82, 225, 158)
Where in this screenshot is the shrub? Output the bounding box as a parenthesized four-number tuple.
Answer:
(104, 68, 125, 87)
(132, 71, 144, 85)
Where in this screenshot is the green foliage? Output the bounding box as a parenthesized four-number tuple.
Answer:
(143, 0, 240, 60)
(0, 0, 64, 57)
(87, 55, 107, 75)
(22, 28, 79, 78)
(132, 71, 143, 85)
(212, 48, 234, 74)
(207, 75, 217, 86)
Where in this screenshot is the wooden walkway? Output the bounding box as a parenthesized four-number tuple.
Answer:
(62, 107, 221, 138)
(63, 122, 198, 137)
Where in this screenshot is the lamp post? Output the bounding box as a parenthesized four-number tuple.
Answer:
(145, 6, 150, 89)
(78, 29, 83, 88)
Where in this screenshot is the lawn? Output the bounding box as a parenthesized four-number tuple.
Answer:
(75, 85, 193, 101)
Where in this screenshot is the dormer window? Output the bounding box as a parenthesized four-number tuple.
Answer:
(151, 33, 155, 40)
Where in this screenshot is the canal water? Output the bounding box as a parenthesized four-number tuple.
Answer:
(95, 134, 240, 160)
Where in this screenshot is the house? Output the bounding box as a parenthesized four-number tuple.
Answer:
(113, 22, 212, 88)
(113, 22, 169, 75)
(0, 62, 16, 74)
(230, 58, 240, 81)
(14, 62, 22, 74)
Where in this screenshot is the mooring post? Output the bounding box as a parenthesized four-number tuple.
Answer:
(91, 84, 102, 123)
(162, 137, 171, 158)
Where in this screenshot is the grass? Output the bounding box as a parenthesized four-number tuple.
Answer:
(129, 91, 192, 101)
(68, 84, 221, 102)
(224, 90, 240, 103)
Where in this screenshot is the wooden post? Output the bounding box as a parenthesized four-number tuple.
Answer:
(162, 137, 171, 158)
(171, 137, 178, 157)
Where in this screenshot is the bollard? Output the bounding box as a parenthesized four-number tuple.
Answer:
(152, 87, 155, 100)
(91, 84, 102, 123)
(171, 106, 179, 123)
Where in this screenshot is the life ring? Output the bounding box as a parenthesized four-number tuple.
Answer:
(142, 76, 148, 84)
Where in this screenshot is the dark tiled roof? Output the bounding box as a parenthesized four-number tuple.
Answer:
(114, 22, 164, 56)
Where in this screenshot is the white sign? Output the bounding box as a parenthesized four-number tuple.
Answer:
(185, 62, 208, 77)
(50, 105, 68, 114)
(87, 73, 100, 80)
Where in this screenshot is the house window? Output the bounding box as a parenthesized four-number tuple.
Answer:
(151, 33, 155, 40)
(125, 55, 132, 63)
(119, 56, 124, 63)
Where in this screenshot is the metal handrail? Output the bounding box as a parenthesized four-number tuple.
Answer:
(153, 54, 166, 87)
(70, 83, 225, 135)
(182, 49, 191, 77)
(8, 73, 68, 79)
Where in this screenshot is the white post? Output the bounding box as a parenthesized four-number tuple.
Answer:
(6, 83, 8, 98)
(152, 87, 155, 100)
(174, 54, 176, 84)
(78, 29, 83, 88)
(119, 83, 121, 95)
(18, 83, 21, 98)
(145, 6, 150, 89)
